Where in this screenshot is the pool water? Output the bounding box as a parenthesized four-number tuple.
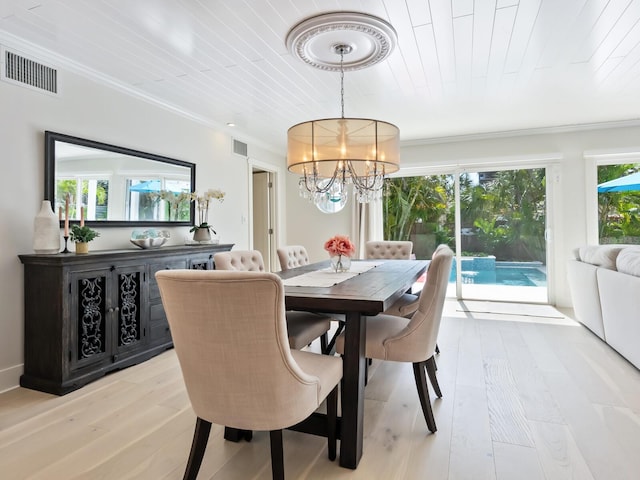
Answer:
(450, 267, 547, 287)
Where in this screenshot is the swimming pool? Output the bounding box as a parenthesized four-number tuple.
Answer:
(451, 267, 546, 287)
(449, 259, 547, 287)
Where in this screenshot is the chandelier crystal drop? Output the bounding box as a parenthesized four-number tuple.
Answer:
(286, 13, 400, 209)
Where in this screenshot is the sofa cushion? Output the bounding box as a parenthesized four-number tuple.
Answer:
(616, 247, 640, 276)
(578, 245, 625, 270)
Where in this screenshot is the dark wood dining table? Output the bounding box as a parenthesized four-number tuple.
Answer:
(278, 258, 428, 469)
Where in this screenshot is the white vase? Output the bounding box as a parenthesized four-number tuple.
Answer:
(193, 227, 211, 242)
(33, 200, 60, 254)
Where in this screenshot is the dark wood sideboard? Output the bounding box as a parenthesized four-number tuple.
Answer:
(18, 243, 234, 395)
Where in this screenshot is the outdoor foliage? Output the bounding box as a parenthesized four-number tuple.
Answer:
(56, 179, 109, 220)
(383, 175, 449, 242)
(383, 168, 547, 262)
(598, 164, 640, 243)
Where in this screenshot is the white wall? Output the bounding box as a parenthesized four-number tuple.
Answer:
(0, 69, 283, 392)
(284, 172, 352, 263)
(286, 124, 640, 310)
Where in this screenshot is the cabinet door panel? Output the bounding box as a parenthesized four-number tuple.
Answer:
(70, 270, 110, 370)
(114, 265, 148, 355)
(149, 260, 188, 299)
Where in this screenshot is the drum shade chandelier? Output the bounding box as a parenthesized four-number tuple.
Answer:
(286, 12, 400, 208)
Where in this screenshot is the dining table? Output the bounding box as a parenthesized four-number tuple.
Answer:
(277, 258, 428, 469)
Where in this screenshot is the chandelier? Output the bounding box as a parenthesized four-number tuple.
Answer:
(285, 12, 400, 209)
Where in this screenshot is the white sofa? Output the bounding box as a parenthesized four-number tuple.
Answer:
(567, 245, 640, 370)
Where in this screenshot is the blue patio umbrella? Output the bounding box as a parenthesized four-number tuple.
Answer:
(597, 171, 640, 193)
(129, 180, 186, 193)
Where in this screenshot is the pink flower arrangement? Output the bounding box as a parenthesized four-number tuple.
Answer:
(324, 235, 356, 258)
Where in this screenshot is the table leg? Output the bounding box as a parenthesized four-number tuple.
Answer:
(339, 311, 366, 469)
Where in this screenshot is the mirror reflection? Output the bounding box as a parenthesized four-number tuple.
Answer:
(45, 132, 195, 227)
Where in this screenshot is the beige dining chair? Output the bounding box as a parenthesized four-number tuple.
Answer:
(383, 243, 450, 318)
(336, 245, 454, 432)
(366, 240, 416, 316)
(365, 240, 413, 260)
(276, 245, 310, 271)
(215, 250, 331, 353)
(277, 245, 346, 354)
(156, 270, 342, 480)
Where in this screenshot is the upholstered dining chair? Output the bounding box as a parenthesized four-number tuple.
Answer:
(215, 250, 331, 353)
(365, 240, 413, 260)
(383, 243, 450, 318)
(336, 245, 454, 432)
(277, 245, 347, 354)
(366, 240, 416, 316)
(156, 270, 342, 480)
(276, 245, 310, 271)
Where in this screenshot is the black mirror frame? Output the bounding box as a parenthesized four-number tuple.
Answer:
(44, 131, 196, 228)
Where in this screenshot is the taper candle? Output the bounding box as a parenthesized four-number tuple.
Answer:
(80, 206, 85, 227)
(64, 195, 69, 236)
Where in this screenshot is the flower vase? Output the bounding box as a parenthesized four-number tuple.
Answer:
(193, 227, 211, 243)
(330, 254, 351, 273)
(33, 200, 61, 254)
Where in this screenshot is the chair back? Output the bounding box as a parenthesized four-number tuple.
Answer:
(383, 245, 453, 362)
(365, 241, 413, 260)
(155, 270, 325, 431)
(214, 250, 265, 271)
(277, 245, 310, 271)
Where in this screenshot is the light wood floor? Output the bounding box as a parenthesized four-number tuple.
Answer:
(2, 301, 640, 480)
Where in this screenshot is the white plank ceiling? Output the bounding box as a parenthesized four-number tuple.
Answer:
(2, 0, 640, 152)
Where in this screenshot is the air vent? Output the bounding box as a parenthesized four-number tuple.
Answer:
(233, 139, 248, 157)
(1, 47, 58, 95)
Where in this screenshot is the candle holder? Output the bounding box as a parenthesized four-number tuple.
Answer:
(62, 235, 70, 254)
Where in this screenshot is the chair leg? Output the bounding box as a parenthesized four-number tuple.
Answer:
(183, 417, 212, 480)
(412, 361, 437, 433)
(364, 358, 369, 386)
(325, 321, 345, 354)
(269, 430, 285, 480)
(320, 332, 328, 354)
(326, 385, 338, 461)
(426, 356, 442, 398)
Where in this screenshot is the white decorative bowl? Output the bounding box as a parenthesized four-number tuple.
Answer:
(130, 229, 170, 249)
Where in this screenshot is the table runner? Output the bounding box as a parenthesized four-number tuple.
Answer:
(282, 260, 385, 287)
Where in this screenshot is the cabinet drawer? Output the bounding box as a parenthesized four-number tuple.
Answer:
(149, 260, 188, 299)
(150, 302, 166, 322)
(150, 319, 172, 343)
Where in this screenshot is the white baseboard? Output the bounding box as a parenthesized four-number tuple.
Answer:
(0, 363, 23, 393)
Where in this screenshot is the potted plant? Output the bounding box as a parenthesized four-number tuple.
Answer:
(189, 188, 225, 242)
(70, 224, 100, 254)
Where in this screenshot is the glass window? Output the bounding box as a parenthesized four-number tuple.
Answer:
(597, 163, 640, 245)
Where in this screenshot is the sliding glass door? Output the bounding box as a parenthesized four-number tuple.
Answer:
(384, 166, 548, 303)
(457, 168, 547, 303)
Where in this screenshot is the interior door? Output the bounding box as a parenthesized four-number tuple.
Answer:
(252, 170, 273, 270)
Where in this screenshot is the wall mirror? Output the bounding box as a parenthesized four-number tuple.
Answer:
(45, 131, 196, 227)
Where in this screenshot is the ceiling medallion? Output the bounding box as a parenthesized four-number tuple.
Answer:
(285, 12, 397, 72)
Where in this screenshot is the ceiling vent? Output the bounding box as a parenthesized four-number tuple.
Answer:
(233, 138, 248, 157)
(1, 46, 58, 95)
